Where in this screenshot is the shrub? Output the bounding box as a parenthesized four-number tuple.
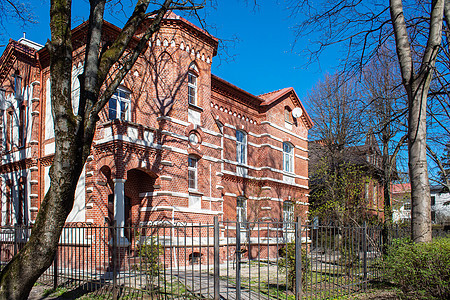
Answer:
(278, 242, 309, 292)
(137, 237, 162, 278)
(383, 237, 450, 299)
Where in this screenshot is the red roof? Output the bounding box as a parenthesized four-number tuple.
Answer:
(258, 87, 292, 105)
(391, 183, 411, 194)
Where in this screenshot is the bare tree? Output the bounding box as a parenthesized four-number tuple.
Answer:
(0, 0, 35, 40)
(292, 0, 446, 243)
(307, 73, 372, 226)
(361, 47, 408, 225)
(0, 1, 206, 299)
(307, 73, 364, 154)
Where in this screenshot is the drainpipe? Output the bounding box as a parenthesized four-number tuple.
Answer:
(171, 206, 177, 268)
(209, 163, 212, 211)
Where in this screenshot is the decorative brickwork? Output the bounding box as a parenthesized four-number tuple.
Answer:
(0, 13, 312, 233)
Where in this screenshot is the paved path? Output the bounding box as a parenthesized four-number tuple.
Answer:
(173, 270, 275, 300)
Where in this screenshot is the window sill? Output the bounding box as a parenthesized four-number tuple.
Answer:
(188, 103, 204, 112)
(188, 189, 203, 196)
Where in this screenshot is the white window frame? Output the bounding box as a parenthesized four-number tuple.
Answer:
(373, 185, 377, 207)
(236, 196, 247, 224)
(188, 72, 197, 106)
(283, 201, 294, 229)
(236, 130, 247, 165)
(283, 142, 294, 173)
(284, 107, 293, 124)
(188, 156, 198, 190)
(108, 87, 131, 121)
(14, 75, 22, 100)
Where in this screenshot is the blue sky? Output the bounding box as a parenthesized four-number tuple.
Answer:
(1, 0, 339, 110)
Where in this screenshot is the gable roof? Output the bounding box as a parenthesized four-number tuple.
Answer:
(0, 39, 39, 83)
(259, 87, 313, 129)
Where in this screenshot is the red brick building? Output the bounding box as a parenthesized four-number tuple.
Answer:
(0, 13, 312, 246)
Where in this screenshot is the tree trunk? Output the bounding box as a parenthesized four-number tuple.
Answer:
(409, 83, 432, 242)
(390, 0, 443, 243)
(0, 0, 82, 297)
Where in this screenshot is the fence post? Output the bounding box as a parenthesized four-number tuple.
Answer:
(112, 220, 118, 300)
(362, 221, 368, 291)
(295, 216, 302, 300)
(214, 216, 220, 300)
(53, 247, 58, 290)
(236, 221, 241, 300)
(13, 224, 18, 256)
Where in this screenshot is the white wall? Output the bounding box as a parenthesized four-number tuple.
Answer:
(44, 165, 86, 222)
(1, 170, 27, 226)
(432, 191, 450, 224)
(45, 78, 54, 139)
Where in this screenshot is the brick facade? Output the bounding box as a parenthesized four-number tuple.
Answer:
(0, 13, 313, 234)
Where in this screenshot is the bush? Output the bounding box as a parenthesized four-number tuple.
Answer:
(383, 237, 450, 299)
(137, 237, 162, 278)
(278, 242, 309, 292)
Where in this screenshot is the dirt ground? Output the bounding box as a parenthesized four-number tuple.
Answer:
(352, 288, 400, 300)
(28, 283, 401, 300)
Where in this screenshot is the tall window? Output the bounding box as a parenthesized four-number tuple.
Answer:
(236, 130, 247, 164)
(188, 72, 197, 105)
(6, 110, 13, 151)
(237, 196, 247, 224)
(5, 180, 12, 226)
(283, 142, 294, 173)
(18, 177, 25, 225)
(283, 201, 294, 229)
(373, 185, 377, 207)
(188, 156, 198, 190)
(18, 104, 25, 148)
(108, 87, 131, 121)
(14, 74, 22, 99)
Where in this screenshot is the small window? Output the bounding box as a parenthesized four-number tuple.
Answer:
(14, 75, 22, 99)
(283, 142, 294, 173)
(188, 156, 198, 190)
(188, 72, 197, 106)
(404, 202, 411, 210)
(5, 180, 13, 226)
(237, 196, 247, 224)
(284, 107, 293, 124)
(431, 196, 436, 206)
(373, 185, 377, 207)
(236, 130, 247, 164)
(108, 87, 131, 121)
(364, 182, 369, 201)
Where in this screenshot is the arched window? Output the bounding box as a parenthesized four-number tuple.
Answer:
(188, 67, 198, 106)
(283, 142, 294, 173)
(108, 86, 131, 121)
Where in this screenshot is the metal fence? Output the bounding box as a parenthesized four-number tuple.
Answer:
(0, 219, 387, 299)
